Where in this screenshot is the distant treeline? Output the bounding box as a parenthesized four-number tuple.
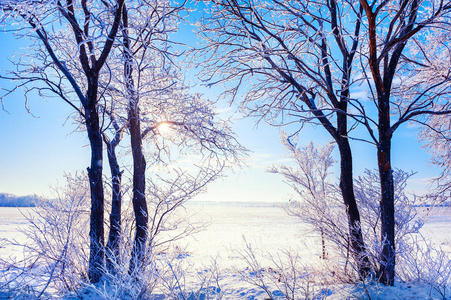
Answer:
(0, 193, 38, 207)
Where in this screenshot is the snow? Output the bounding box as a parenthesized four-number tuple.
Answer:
(0, 203, 450, 299)
(0, 208, 31, 261)
(173, 202, 312, 266)
(420, 207, 451, 253)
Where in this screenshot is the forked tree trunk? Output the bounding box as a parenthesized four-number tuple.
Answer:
(321, 7, 370, 275)
(19, 0, 126, 284)
(307, 100, 370, 278)
(358, 0, 412, 285)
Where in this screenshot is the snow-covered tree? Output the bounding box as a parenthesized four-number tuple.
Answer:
(0, 0, 125, 283)
(196, 0, 451, 285)
(0, 0, 245, 285)
(421, 109, 451, 205)
(417, 28, 451, 204)
(195, 0, 371, 278)
(99, 0, 245, 275)
(355, 0, 451, 284)
(271, 137, 423, 281)
(268, 136, 337, 261)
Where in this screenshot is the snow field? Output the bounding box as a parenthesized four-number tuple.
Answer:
(1, 204, 450, 299)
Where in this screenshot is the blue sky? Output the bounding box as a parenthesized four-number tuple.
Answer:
(0, 13, 442, 201)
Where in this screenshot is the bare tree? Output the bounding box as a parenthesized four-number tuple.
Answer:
(421, 108, 451, 205)
(1, 0, 245, 292)
(0, 0, 125, 283)
(271, 137, 424, 283)
(195, 0, 371, 277)
(19, 173, 91, 295)
(268, 136, 337, 261)
(355, 0, 451, 285)
(196, 0, 451, 285)
(85, 0, 246, 277)
(120, 1, 149, 275)
(417, 28, 451, 204)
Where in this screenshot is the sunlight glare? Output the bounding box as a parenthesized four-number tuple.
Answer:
(157, 122, 172, 135)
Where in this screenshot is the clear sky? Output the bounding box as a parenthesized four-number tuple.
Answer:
(0, 11, 442, 202)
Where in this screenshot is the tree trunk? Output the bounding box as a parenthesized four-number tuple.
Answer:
(105, 140, 122, 274)
(128, 107, 148, 274)
(337, 137, 371, 278)
(377, 137, 395, 285)
(85, 91, 105, 283)
(122, 6, 148, 274)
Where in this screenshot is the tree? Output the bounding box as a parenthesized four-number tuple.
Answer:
(99, 0, 245, 275)
(268, 136, 337, 261)
(0, 0, 126, 283)
(1, 0, 245, 291)
(271, 137, 424, 281)
(355, 0, 451, 285)
(120, 1, 149, 275)
(195, 0, 371, 277)
(421, 109, 451, 205)
(417, 28, 451, 205)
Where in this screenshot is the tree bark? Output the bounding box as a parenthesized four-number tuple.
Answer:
(335, 91, 371, 278)
(105, 139, 122, 274)
(377, 102, 395, 285)
(85, 85, 105, 283)
(128, 110, 148, 274)
(359, 1, 397, 284)
(337, 136, 371, 278)
(121, 5, 148, 275)
(303, 98, 370, 278)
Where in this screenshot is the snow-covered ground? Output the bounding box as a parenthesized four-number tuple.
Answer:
(419, 206, 451, 254)
(0, 207, 33, 262)
(169, 202, 451, 299)
(173, 202, 312, 265)
(1, 203, 450, 299)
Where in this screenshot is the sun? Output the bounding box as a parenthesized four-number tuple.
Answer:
(157, 121, 172, 135)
